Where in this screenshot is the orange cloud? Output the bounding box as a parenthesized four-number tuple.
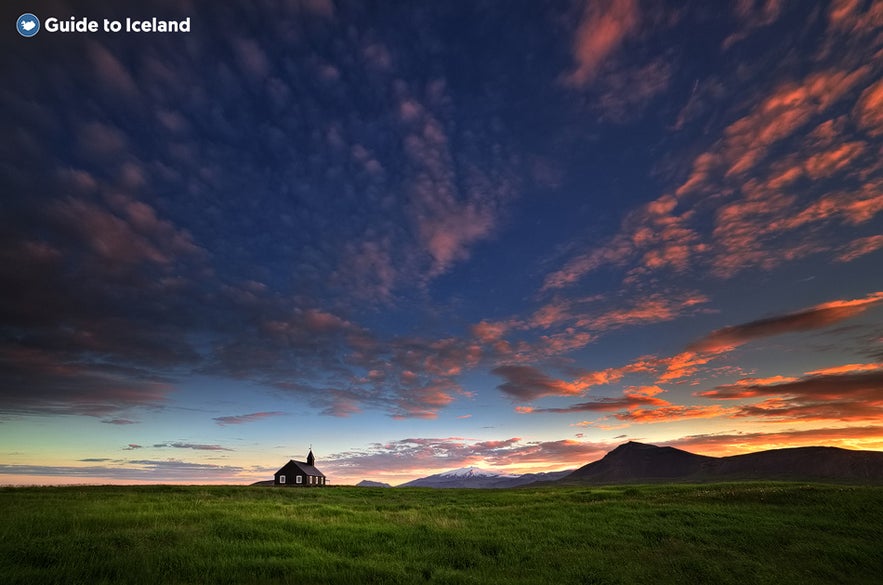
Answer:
(837, 235, 883, 262)
(854, 76, 883, 135)
(686, 291, 883, 353)
(657, 351, 718, 382)
(614, 404, 735, 423)
(666, 425, 883, 456)
(803, 141, 866, 179)
(805, 362, 883, 376)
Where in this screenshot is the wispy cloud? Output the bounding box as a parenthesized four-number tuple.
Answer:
(213, 411, 286, 426)
(0, 460, 249, 482)
(153, 442, 234, 452)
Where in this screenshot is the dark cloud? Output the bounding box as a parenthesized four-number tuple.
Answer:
(697, 368, 883, 422)
(492, 365, 580, 401)
(516, 392, 668, 415)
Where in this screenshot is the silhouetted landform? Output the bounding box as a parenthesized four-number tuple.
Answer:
(560, 441, 883, 484)
(250, 480, 275, 486)
(401, 466, 573, 488)
(356, 480, 391, 487)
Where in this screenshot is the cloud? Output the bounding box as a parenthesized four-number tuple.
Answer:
(687, 292, 883, 353)
(656, 351, 719, 383)
(804, 362, 883, 376)
(213, 411, 286, 426)
(837, 235, 883, 262)
(665, 425, 883, 455)
(0, 460, 248, 482)
(153, 442, 234, 451)
(722, 0, 785, 49)
(546, 20, 883, 290)
(698, 369, 883, 400)
(101, 419, 139, 425)
(613, 404, 735, 423)
(493, 365, 584, 401)
(232, 38, 270, 79)
(88, 42, 138, 96)
(591, 58, 672, 122)
(697, 370, 883, 422)
(323, 436, 611, 481)
(516, 385, 669, 414)
(123, 444, 143, 450)
(0, 343, 173, 418)
(563, 0, 641, 87)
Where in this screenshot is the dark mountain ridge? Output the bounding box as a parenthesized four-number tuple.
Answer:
(561, 441, 883, 484)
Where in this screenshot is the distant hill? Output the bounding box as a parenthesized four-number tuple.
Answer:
(356, 480, 391, 487)
(560, 441, 883, 485)
(250, 480, 275, 487)
(400, 466, 573, 488)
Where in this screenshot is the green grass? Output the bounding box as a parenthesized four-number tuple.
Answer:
(1, 483, 881, 584)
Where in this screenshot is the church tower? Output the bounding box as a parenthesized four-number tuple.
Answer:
(306, 448, 315, 466)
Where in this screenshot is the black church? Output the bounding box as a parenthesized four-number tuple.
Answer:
(274, 449, 326, 487)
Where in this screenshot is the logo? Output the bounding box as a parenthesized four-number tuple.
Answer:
(17, 13, 40, 37)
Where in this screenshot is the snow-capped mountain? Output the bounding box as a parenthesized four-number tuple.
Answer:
(399, 467, 573, 488)
(436, 466, 519, 479)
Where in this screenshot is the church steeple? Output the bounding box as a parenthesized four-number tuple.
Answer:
(306, 448, 315, 466)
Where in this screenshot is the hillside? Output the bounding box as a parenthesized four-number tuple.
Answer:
(561, 441, 883, 484)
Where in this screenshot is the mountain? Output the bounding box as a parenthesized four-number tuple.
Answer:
(356, 480, 391, 487)
(560, 441, 883, 485)
(400, 467, 573, 488)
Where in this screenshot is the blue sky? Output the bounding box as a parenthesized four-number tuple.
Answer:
(2, 0, 883, 485)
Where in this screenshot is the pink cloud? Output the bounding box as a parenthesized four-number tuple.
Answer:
(722, 0, 784, 49)
(232, 38, 270, 79)
(78, 121, 128, 161)
(88, 42, 138, 95)
(563, 0, 640, 87)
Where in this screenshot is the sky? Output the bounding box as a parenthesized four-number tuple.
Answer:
(1, 0, 882, 486)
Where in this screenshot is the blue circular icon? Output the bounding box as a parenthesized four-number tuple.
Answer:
(17, 13, 40, 38)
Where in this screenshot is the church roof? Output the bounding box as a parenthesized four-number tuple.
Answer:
(275, 459, 325, 477)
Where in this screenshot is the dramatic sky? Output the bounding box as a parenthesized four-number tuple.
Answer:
(2, 0, 883, 485)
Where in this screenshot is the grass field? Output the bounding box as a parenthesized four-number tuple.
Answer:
(1, 483, 881, 584)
